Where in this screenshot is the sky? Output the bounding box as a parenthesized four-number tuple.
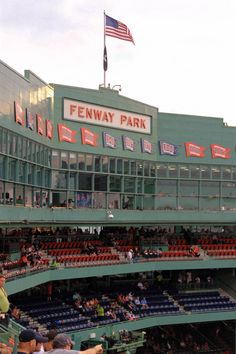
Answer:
(1, 0, 236, 125)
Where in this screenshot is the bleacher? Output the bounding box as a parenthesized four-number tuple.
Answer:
(10, 288, 236, 335)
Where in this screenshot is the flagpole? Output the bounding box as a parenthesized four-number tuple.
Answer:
(103, 10, 106, 87)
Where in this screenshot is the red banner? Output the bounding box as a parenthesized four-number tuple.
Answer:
(211, 144, 231, 159)
(185, 142, 206, 157)
(46, 120, 54, 139)
(14, 102, 25, 126)
(58, 123, 77, 143)
(37, 114, 45, 135)
(81, 128, 97, 146)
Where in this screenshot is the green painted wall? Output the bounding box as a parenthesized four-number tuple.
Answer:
(158, 112, 236, 164)
(5, 260, 236, 296)
(1, 61, 236, 224)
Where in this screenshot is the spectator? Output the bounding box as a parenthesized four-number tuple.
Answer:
(195, 276, 201, 287)
(106, 309, 117, 320)
(189, 245, 200, 257)
(96, 303, 105, 320)
(47, 282, 53, 302)
(0, 342, 13, 354)
(156, 272, 163, 287)
(19, 254, 28, 268)
(137, 280, 146, 291)
(34, 341, 46, 354)
(49, 333, 103, 354)
(72, 291, 81, 302)
(10, 305, 21, 320)
(127, 249, 133, 263)
(50, 258, 59, 269)
(0, 273, 9, 313)
(186, 271, 192, 285)
(140, 296, 148, 309)
(44, 329, 58, 352)
(17, 329, 48, 354)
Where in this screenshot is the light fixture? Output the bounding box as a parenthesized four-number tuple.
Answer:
(106, 210, 114, 219)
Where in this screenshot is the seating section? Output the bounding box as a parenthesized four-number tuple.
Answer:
(12, 289, 236, 334)
(13, 292, 181, 333)
(41, 240, 104, 250)
(57, 254, 120, 265)
(202, 244, 236, 251)
(0, 253, 8, 261)
(207, 250, 236, 257)
(161, 251, 191, 258)
(116, 246, 137, 252)
(168, 245, 191, 251)
(197, 237, 236, 244)
(172, 291, 236, 312)
(200, 244, 236, 257)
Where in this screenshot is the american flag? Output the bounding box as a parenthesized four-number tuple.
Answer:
(105, 15, 135, 44)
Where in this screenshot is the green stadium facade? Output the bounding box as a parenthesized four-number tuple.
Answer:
(1, 58, 236, 349)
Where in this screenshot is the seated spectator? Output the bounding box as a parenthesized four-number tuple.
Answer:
(106, 309, 117, 320)
(140, 296, 148, 309)
(19, 254, 28, 267)
(50, 258, 59, 269)
(134, 296, 141, 308)
(124, 311, 136, 321)
(137, 280, 146, 291)
(189, 245, 200, 257)
(72, 291, 81, 302)
(74, 298, 82, 310)
(110, 301, 119, 310)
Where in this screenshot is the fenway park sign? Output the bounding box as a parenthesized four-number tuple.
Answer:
(63, 98, 151, 134)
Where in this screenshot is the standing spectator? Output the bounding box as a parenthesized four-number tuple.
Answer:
(0, 273, 9, 313)
(127, 249, 133, 263)
(96, 303, 105, 321)
(10, 305, 21, 320)
(186, 271, 192, 285)
(0, 343, 13, 354)
(47, 282, 53, 302)
(49, 333, 103, 354)
(44, 330, 58, 352)
(195, 276, 201, 288)
(17, 329, 48, 354)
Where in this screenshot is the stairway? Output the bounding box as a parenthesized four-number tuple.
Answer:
(19, 310, 47, 333)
